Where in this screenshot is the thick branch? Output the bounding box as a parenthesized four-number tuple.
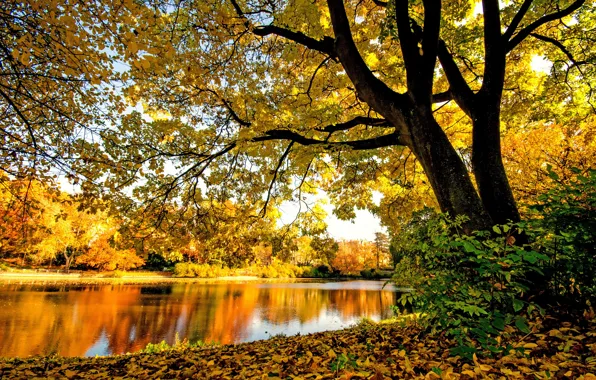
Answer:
(255, 129, 405, 150)
(394, 0, 420, 77)
(437, 40, 475, 114)
(253, 26, 337, 59)
(432, 90, 452, 103)
(481, 0, 506, 97)
(314, 116, 389, 133)
(420, 0, 442, 96)
(502, 0, 534, 42)
(229, 0, 337, 58)
(372, 0, 388, 6)
(507, 0, 586, 52)
(327, 0, 408, 116)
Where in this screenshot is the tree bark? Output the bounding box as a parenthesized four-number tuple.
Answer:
(471, 101, 521, 225)
(406, 105, 491, 232)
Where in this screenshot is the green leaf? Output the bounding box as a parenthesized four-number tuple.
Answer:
(492, 317, 505, 331)
(492, 225, 502, 234)
(462, 241, 475, 253)
(515, 317, 530, 334)
(513, 299, 524, 313)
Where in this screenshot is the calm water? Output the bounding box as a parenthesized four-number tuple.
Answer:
(0, 280, 399, 357)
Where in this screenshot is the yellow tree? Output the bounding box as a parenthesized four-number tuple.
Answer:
(3, 0, 596, 237)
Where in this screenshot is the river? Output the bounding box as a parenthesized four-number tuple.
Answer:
(0, 280, 399, 357)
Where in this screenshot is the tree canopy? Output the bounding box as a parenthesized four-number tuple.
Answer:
(1, 0, 595, 232)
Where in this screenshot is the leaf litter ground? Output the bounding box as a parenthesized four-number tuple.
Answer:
(1, 316, 595, 379)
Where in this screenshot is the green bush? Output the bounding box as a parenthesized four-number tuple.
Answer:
(139, 333, 217, 353)
(392, 214, 547, 358)
(528, 167, 596, 299)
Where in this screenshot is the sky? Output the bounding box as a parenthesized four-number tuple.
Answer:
(278, 192, 385, 242)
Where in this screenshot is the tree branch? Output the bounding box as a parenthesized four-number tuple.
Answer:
(432, 90, 452, 103)
(420, 0, 442, 97)
(437, 40, 475, 115)
(229, 0, 337, 58)
(253, 26, 337, 59)
(254, 129, 405, 150)
(530, 32, 586, 66)
(507, 0, 586, 52)
(502, 0, 534, 42)
(314, 116, 389, 133)
(326, 0, 408, 116)
(394, 0, 420, 77)
(480, 0, 506, 97)
(372, 0, 388, 6)
(261, 141, 294, 216)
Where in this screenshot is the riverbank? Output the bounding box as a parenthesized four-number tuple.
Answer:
(0, 271, 399, 286)
(0, 271, 287, 285)
(0, 317, 594, 379)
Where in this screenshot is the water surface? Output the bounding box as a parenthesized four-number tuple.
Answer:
(0, 280, 398, 357)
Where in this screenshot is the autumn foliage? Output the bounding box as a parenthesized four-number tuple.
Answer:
(0, 179, 144, 271)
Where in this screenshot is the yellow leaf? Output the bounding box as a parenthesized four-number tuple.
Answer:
(328, 349, 336, 359)
(404, 356, 414, 374)
(128, 41, 138, 54)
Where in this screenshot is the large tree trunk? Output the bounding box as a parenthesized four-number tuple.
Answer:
(472, 101, 521, 225)
(407, 106, 491, 232)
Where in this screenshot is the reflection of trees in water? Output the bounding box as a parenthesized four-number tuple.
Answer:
(257, 288, 398, 324)
(0, 282, 398, 356)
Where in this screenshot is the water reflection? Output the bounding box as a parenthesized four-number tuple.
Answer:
(0, 280, 399, 357)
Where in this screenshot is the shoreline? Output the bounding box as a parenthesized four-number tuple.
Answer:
(1, 317, 594, 379)
(0, 272, 395, 285)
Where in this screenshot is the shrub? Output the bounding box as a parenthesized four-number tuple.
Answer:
(528, 167, 596, 299)
(143, 252, 177, 270)
(392, 214, 547, 358)
(139, 333, 217, 353)
(257, 260, 301, 278)
(173, 263, 230, 278)
(104, 270, 126, 278)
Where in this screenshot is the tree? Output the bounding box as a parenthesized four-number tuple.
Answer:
(2, 0, 594, 233)
(332, 240, 376, 274)
(309, 234, 339, 266)
(373, 232, 390, 269)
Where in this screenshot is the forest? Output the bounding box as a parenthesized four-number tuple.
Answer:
(1, 0, 596, 378)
